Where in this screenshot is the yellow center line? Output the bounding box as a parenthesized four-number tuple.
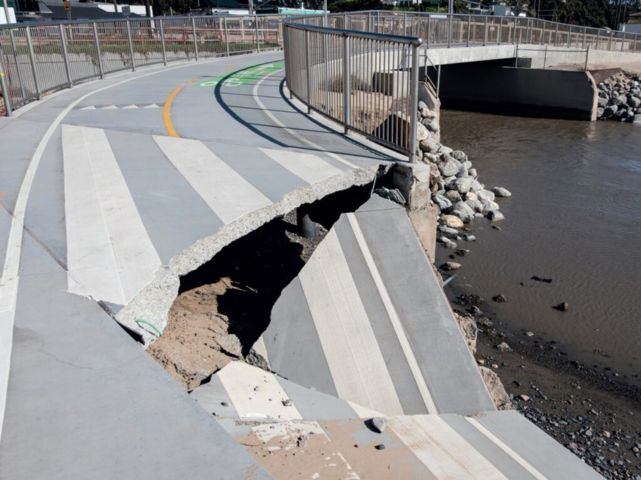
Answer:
(162, 85, 183, 138)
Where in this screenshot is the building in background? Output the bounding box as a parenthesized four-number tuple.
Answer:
(621, 12, 641, 33)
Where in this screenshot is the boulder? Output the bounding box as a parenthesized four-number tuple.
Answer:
(432, 193, 452, 211)
(438, 155, 461, 177)
(440, 261, 462, 271)
(453, 201, 475, 223)
(416, 122, 429, 142)
(468, 168, 478, 178)
(477, 189, 495, 203)
(492, 186, 512, 198)
(451, 150, 468, 162)
(439, 235, 458, 249)
(465, 198, 483, 213)
(444, 189, 462, 203)
(440, 214, 464, 229)
(438, 224, 459, 235)
(419, 138, 439, 153)
(470, 179, 483, 193)
(454, 176, 474, 194)
(481, 200, 500, 213)
(487, 210, 505, 222)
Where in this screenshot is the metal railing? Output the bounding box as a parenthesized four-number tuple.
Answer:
(0, 14, 284, 115)
(284, 21, 422, 160)
(300, 11, 641, 52)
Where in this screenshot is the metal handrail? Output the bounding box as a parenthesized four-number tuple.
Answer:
(284, 20, 422, 45)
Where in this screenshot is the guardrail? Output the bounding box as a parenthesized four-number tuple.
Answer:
(0, 15, 284, 115)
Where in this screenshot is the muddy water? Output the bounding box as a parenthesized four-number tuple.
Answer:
(438, 111, 641, 386)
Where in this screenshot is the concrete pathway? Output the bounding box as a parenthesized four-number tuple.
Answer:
(0, 51, 602, 478)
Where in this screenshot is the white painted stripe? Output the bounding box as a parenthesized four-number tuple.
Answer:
(143, 104, 160, 109)
(102, 105, 117, 110)
(153, 135, 272, 224)
(122, 104, 138, 109)
(252, 336, 271, 369)
(260, 147, 345, 185)
(252, 71, 358, 170)
(466, 417, 548, 480)
(346, 400, 385, 419)
(63, 125, 162, 305)
(390, 415, 508, 480)
(79, 105, 96, 110)
(299, 229, 404, 416)
(217, 362, 302, 420)
(0, 58, 240, 443)
(346, 213, 437, 414)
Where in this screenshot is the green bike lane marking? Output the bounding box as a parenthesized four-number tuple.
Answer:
(200, 61, 284, 88)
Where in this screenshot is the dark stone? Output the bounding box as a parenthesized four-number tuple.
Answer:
(492, 294, 507, 303)
(553, 302, 570, 312)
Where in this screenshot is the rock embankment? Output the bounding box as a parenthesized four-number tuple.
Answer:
(596, 71, 641, 123)
(414, 101, 511, 250)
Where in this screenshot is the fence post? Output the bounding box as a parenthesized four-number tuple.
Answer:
(409, 42, 420, 163)
(543, 44, 548, 68)
(608, 31, 613, 51)
(541, 22, 545, 45)
(596, 30, 600, 50)
(621, 33, 626, 52)
(554, 23, 559, 46)
(447, 13, 452, 47)
(0, 63, 13, 116)
(304, 29, 311, 114)
(126, 20, 136, 71)
(466, 15, 470, 46)
(255, 17, 260, 53)
(224, 17, 230, 56)
(483, 16, 488, 46)
(93, 23, 104, 79)
(583, 26, 587, 48)
(342, 33, 350, 134)
(426, 15, 431, 47)
(192, 17, 199, 60)
(159, 18, 167, 66)
(59, 24, 73, 88)
(25, 26, 40, 100)
(497, 16, 502, 44)
(403, 12, 407, 36)
(526, 17, 531, 43)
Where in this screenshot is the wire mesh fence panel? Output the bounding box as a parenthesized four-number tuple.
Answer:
(97, 21, 133, 74)
(129, 19, 163, 67)
(161, 17, 195, 62)
(0, 28, 33, 108)
(63, 23, 100, 82)
(29, 25, 68, 94)
(194, 17, 225, 58)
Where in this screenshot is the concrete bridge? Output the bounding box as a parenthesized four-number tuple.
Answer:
(0, 11, 637, 479)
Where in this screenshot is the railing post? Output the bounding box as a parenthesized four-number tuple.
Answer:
(608, 31, 613, 51)
(0, 64, 13, 116)
(426, 15, 431, 47)
(192, 17, 199, 60)
(596, 30, 600, 50)
(543, 44, 548, 68)
(304, 29, 311, 114)
(159, 18, 167, 66)
(526, 17, 531, 43)
(466, 15, 471, 46)
(583, 26, 587, 48)
(25, 26, 41, 100)
(409, 42, 420, 163)
(447, 13, 452, 47)
(483, 16, 488, 46)
(554, 23, 559, 46)
(93, 23, 104, 79)
(255, 17, 260, 53)
(403, 12, 407, 36)
(126, 20, 135, 71)
(224, 17, 230, 56)
(541, 22, 545, 45)
(59, 24, 72, 88)
(498, 16, 502, 44)
(8, 30, 26, 101)
(342, 33, 350, 134)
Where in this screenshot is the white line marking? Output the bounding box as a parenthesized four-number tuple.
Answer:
(346, 213, 437, 414)
(299, 229, 404, 416)
(466, 417, 548, 480)
(217, 361, 302, 420)
(260, 147, 345, 185)
(102, 105, 118, 110)
(79, 105, 96, 110)
(153, 135, 272, 224)
(390, 415, 508, 480)
(0, 59, 218, 442)
(63, 125, 162, 305)
(122, 104, 139, 109)
(252, 70, 358, 170)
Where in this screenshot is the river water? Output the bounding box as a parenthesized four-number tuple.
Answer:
(438, 110, 641, 386)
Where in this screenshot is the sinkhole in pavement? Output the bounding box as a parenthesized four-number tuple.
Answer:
(147, 182, 377, 391)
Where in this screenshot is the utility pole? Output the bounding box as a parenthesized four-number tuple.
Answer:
(448, 0, 453, 15)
